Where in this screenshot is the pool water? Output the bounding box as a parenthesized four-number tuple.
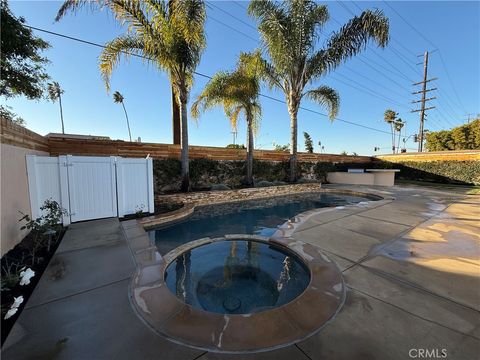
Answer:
(164, 240, 310, 314)
(150, 192, 374, 255)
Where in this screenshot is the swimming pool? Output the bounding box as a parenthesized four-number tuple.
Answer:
(149, 191, 377, 255)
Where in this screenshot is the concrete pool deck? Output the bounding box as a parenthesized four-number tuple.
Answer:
(2, 184, 479, 359)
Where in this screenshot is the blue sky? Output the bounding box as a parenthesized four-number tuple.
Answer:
(4, 1, 479, 155)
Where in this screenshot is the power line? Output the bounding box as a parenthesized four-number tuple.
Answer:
(25, 25, 392, 136)
(391, 38, 418, 59)
(330, 73, 410, 110)
(351, 0, 418, 59)
(382, 1, 468, 113)
(334, 1, 414, 83)
(435, 51, 468, 114)
(232, 1, 248, 12)
(341, 65, 411, 101)
(356, 57, 412, 93)
(364, 49, 413, 83)
(327, 16, 413, 89)
(220, 4, 411, 107)
(208, 14, 258, 43)
(208, 2, 257, 32)
(436, 86, 463, 119)
(216, 2, 414, 103)
(389, 46, 421, 76)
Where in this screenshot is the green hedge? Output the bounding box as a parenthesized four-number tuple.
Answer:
(153, 158, 479, 193)
(382, 161, 480, 185)
(313, 160, 480, 185)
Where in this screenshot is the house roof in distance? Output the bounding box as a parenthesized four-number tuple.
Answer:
(46, 133, 111, 140)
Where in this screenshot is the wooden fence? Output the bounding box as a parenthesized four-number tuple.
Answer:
(1, 117, 50, 152)
(4, 118, 479, 164)
(48, 137, 374, 163)
(377, 150, 480, 162)
(1, 117, 373, 163)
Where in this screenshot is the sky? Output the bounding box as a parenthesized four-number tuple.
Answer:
(4, 1, 479, 155)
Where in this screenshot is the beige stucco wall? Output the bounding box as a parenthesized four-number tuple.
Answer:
(1, 143, 49, 256)
(327, 172, 375, 186)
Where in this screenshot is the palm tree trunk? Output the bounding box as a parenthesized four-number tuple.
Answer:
(397, 129, 401, 154)
(121, 102, 132, 142)
(246, 113, 254, 187)
(179, 89, 190, 192)
(172, 87, 181, 144)
(288, 100, 299, 182)
(390, 123, 395, 154)
(59, 94, 65, 134)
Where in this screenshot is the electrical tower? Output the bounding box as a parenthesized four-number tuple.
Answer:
(411, 51, 437, 152)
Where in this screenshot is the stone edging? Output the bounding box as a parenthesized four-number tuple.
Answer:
(123, 233, 345, 353)
(121, 186, 390, 353)
(138, 184, 386, 230)
(139, 183, 324, 229)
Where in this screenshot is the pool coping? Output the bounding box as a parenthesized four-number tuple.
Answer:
(124, 234, 346, 353)
(138, 184, 385, 230)
(121, 187, 391, 353)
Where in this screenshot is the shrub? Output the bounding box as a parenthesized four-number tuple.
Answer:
(425, 119, 480, 151)
(253, 160, 289, 182)
(313, 162, 337, 182)
(19, 199, 67, 264)
(190, 158, 219, 184)
(385, 160, 480, 185)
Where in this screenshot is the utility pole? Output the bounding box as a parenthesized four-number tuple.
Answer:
(411, 51, 437, 152)
(465, 113, 474, 124)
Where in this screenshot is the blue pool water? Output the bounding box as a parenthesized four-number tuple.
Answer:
(164, 239, 310, 314)
(150, 192, 375, 255)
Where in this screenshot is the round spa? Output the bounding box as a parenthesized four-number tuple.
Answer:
(130, 235, 345, 353)
(164, 239, 310, 314)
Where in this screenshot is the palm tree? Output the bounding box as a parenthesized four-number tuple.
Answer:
(47, 81, 65, 134)
(394, 119, 405, 153)
(384, 109, 398, 153)
(56, 0, 206, 191)
(113, 91, 132, 141)
(248, 0, 389, 181)
(191, 51, 262, 186)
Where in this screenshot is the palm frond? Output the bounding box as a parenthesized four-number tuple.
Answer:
(394, 119, 404, 131)
(191, 53, 262, 133)
(170, 0, 206, 46)
(113, 90, 124, 103)
(55, 0, 106, 22)
(318, 9, 389, 76)
(225, 105, 243, 131)
(106, 0, 155, 39)
(99, 34, 146, 92)
(384, 109, 397, 123)
(47, 81, 63, 101)
(304, 85, 339, 120)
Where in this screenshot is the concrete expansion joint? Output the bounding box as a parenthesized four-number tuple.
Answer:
(24, 277, 131, 311)
(347, 285, 480, 341)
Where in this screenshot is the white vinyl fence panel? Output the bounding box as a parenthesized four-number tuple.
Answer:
(26, 155, 70, 225)
(116, 157, 154, 217)
(26, 155, 153, 224)
(67, 156, 117, 222)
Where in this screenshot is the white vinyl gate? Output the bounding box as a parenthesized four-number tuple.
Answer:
(26, 155, 154, 225)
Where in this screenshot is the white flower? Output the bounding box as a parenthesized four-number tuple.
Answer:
(4, 307, 18, 320)
(12, 296, 24, 308)
(3, 296, 23, 320)
(19, 268, 35, 286)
